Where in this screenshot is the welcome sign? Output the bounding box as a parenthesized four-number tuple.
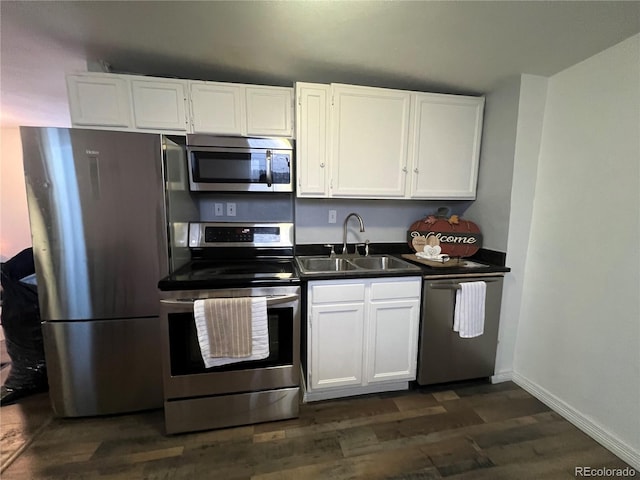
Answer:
(407, 214, 482, 257)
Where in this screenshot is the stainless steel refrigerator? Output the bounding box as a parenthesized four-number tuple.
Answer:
(20, 127, 169, 417)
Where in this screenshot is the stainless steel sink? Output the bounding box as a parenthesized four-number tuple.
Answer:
(296, 257, 359, 272)
(295, 255, 421, 275)
(349, 256, 412, 270)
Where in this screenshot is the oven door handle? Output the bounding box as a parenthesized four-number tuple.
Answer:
(160, 294, 299, 307)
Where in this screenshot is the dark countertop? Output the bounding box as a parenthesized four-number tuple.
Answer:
(294, 244, 510, 280)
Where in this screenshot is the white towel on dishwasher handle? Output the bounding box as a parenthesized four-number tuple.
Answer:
(193, 297, 269, 368)
(453, 281, 486, 338)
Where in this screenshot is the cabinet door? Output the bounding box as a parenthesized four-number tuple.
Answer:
(309, 302, 365, 390)
(190, 82, 244, 135)
(367, 299, 420, 383)
(409, 94, 484, 199)
(331, 84, 410, 197)
(131, 79, 188, 132)
(246, 86, 293, 137)
(295, 83, 330, 197)
(66, 74, 132, 128)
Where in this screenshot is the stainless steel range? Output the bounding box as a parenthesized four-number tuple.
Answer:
(158, 222, 300, 434)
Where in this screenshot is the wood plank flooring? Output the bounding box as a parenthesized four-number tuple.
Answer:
(1, 381, 635, 479)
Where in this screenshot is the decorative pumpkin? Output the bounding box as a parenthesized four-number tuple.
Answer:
(407, 211, 482, 258)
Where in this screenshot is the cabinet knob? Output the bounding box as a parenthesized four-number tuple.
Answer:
(402, 166, 408, 173)
(414, 168, 419, 174)
(320, 162, 325, 168)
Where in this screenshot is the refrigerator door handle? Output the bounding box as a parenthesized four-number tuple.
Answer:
(88, 156, 101, 199)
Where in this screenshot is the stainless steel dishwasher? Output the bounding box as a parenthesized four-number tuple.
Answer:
(417, 275, 504, 385)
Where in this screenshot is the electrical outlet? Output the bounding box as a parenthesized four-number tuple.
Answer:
(328, 210, 337, 224)
(226, 202, 236, 217)
(214, 203, 224, 216)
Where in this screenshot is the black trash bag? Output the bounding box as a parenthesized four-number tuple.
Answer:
(0, 247, 48, 405)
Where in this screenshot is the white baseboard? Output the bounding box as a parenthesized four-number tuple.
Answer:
(491, 371, 513, 384)
(303, 381, 409, 403)
(512, 372, 640, 471)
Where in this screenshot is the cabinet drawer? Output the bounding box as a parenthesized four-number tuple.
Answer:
(370, 279, 421, 301)
(311, 283, 365, 304)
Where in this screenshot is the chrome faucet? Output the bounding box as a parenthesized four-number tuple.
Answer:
(342, 213, 365, 255)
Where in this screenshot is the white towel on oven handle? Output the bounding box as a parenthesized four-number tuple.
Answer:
(194, 297, 269, 368)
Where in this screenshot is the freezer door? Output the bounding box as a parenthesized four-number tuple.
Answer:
(43, 317, 163, 417)
(21, 127, 168, 320)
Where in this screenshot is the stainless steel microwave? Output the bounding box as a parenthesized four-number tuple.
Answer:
(186, 135, 293, 193)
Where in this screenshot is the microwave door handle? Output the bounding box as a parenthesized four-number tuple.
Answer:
(265, 150, 273, 187)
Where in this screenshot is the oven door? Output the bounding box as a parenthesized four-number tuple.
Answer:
(187, 146, 292, 192)
(160, 287, 300, 399)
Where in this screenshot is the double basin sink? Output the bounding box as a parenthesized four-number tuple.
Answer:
(295, 255, 422, 275)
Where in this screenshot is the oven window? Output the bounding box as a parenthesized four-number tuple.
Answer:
(167, 307, 294, 375)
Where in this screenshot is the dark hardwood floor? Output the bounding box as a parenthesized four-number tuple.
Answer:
(0, 381, 635, 479)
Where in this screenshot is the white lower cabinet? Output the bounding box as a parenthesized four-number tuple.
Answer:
(305, 276, 421, 401)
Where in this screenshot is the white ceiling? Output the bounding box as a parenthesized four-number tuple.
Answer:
(2, 1, 639, 128)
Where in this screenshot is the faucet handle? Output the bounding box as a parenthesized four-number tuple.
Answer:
(354, 240, 371, 256)
(324, 244, 336, 258)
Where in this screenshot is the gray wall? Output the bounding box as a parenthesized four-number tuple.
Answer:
(513, 35, 640, 463)
(464, 76, 521, 252)
(295, 198, 470, 245)
(199, 195, 294, 222)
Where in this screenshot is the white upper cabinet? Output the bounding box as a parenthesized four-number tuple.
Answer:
(189, 82, 293, 137)
(408, 93, 484, 199)
(245, 86, 293, 137)
(295, 83, 330, 197)
(67, 74, 132, 128)
(68, 74, 189, 133)
(66, 72, 293, 137)
(293, 82, 485, 200)
(130, 77, 189, 132)
(189, 81, 244, 135)
(331, 84, 411, 198)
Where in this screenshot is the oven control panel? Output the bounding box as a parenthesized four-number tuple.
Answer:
(189, 222, 294, 248)
(204, 227, 280, 243)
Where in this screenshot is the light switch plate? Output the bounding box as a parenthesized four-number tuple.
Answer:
(226, 202, 236, 217)
(214, 203, 224, 216)
(328, 210, 337, 224)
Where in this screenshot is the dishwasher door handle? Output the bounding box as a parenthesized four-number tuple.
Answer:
(428, 279, 502, 290)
